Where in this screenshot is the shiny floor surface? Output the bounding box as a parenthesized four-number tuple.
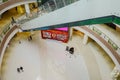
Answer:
(1, 32, 114, 80)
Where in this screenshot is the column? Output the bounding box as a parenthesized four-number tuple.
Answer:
(25, 3, 30, 16)
(83, 34, 88, 44)
(69, 27, 73, 40)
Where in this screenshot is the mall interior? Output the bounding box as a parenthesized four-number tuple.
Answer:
(0, 0, 120, 80)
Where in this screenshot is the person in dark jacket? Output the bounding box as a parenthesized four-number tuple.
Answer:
(17, 68, 20, 73)
(20, 66, 24, 72)
(69, 47, 74, 54)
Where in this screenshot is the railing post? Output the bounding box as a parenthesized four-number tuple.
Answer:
(42, 5, 45, 12)
(47, 2, 52, 12)
(53, 0, 58, 9)
(25, 3, 31, 17)
(62, 0, 66, 6)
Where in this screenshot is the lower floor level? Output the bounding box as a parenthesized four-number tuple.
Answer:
(1, 31, 118, 80)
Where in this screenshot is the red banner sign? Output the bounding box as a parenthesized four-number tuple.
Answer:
(41, 30, 69, 43)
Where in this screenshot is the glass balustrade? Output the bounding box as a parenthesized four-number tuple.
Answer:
(88, 26, 120, 55)
(0, 23, 10, 45)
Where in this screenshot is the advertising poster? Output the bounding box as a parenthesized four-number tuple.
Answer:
(41, 27, 69, 43)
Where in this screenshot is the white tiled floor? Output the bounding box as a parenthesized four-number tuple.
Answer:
(1, 31, 114, 80)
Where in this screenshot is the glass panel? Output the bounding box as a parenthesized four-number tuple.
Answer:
(48, 0, 56, 11)
(55, 0, 64, 8)
(65, 0, 73, 5)
(43, 3, 50, 12)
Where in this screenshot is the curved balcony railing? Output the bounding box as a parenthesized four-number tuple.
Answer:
(87, 26, 120, 55)
(0, 0, 35, 12)
(81, 26, 120, 65)
(0, 25, 19, 55)
(0, 25, 20, 80)
(0, 23, 11, 45)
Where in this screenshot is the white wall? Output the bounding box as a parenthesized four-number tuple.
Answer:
(22, 0, 120, 30)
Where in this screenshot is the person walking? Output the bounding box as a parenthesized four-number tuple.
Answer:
(20, 66, 24, 72)
(17, 68, 20, 73)
(28, 35, 32, 41)
(11, 17, 16, 25)
(66, 46, 69, 51)
(30, 35, 32, 40)
(69, 47, 74, 54)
